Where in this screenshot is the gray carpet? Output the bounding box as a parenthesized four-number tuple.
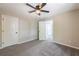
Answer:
(0, 40, 79, 56)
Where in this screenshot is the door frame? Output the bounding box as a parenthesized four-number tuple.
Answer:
(2, 15, 19, 48)
(38, 19, 53, 40)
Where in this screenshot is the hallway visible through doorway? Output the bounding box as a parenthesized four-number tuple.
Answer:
(39, 20, 53, 41)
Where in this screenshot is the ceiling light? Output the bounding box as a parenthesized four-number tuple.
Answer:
(36, 10, 40, 14)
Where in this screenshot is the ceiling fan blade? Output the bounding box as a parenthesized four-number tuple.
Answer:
(41, 10, 49, 13)
(41, 3, 46, 8)
(29, 10, 36, 13)
(36, 5, 40, 10)
(26, 3, 36, 9)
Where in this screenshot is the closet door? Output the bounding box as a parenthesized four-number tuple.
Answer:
(2, 15, 19, 48)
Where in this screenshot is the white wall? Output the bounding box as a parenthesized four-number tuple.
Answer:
(18, 17, 37, 43)
(0, 15, 2, 48)
(54, 9, 79, 49)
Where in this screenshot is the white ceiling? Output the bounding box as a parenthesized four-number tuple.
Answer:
(0, 3, 79, 19)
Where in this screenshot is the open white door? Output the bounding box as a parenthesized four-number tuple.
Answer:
(2, 15, 19, 48)
(39, 20, 53, 40)
(39, 21, 46, 40)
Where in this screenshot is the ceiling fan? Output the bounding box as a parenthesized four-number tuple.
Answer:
(26, 3, 49, 16)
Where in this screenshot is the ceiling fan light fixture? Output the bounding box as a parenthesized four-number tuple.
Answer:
(36, 10, 40, 14)
(26, 3, 49, 16)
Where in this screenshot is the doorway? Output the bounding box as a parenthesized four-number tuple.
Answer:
(2, 15, 19, 48)
(39, 20, 53, 41)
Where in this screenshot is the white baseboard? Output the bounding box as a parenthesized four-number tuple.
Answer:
(54, 41, 79, 50)
(17, 38, 37, 44)
(0, 46, 3, 49)
(0, 37, 37, 49)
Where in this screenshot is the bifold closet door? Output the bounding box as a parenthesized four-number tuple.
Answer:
(2, 15, 19, 48)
